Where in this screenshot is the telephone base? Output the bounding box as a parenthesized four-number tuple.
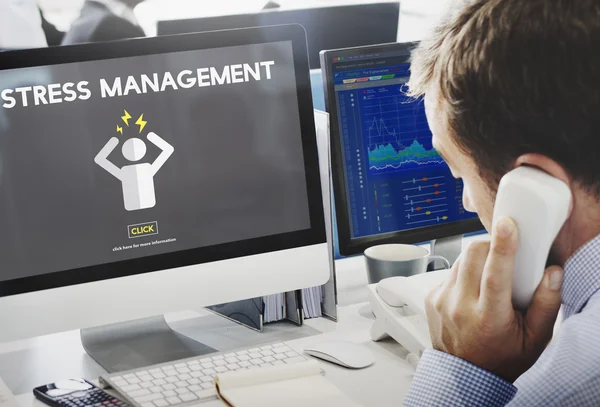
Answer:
(367, 270, 450, 356)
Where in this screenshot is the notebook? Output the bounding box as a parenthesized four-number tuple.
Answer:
(214, 360, 362, 407)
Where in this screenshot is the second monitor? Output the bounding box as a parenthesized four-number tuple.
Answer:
(321, 42, 483, 258)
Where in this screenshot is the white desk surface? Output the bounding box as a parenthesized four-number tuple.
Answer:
(2, 235, 488, 407)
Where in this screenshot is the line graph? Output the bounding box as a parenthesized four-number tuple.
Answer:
(361, 85, 445, 174)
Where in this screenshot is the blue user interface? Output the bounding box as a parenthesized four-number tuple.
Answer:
(331, 51, 478, 239)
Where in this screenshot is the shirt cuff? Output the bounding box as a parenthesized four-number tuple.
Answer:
(404, 349, 517, 407)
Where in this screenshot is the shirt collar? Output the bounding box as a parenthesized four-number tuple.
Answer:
(91, 0, 139, 27)
(562, 234, 600, 318)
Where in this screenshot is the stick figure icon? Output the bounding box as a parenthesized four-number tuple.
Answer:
(95, 132, 174, 211)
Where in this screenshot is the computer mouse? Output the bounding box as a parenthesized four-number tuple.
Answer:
(304, 341, 374, 369)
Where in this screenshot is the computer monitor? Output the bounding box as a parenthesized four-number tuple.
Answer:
(320, 42, 483, 258)
(157, 3, 401, 70)
(0, 25, 329, 352)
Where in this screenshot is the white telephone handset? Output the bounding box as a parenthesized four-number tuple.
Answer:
(368, 166, 571, 363)
(492, 166, 571, 309)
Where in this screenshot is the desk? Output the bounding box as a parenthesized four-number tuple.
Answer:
(1, 235, 488, 406)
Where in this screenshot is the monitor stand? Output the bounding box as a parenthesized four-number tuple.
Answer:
(81, 315, 217, 373)
(429, 234, 463, 270)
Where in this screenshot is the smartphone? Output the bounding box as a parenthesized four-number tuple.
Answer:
(33, 379, 130, 407)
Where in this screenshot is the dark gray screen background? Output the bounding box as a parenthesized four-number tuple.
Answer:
(0, 41, 311, 282)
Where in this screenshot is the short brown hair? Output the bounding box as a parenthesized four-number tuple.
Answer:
(409, 0, 600, 194)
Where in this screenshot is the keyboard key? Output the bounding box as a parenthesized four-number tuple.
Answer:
(165, 377, 178, 384)
(215, 366, 227, 373)
(198, 358, 211, 364)
(214, 360, 226, 367)
(150, 387, 163, 394)
(161, 366, 175, 372)
(200, 362, 215, 369)
(163, 384, 176, 391)
(174, 363, 186, 369)
(127, 378, 141, 385)
(194, 389, 216, 400)
(175, 389, 188, 395)
(274, 354, 287, 360)
(260, 345, 274, 351)
(261, 350, 274, 357)
(238, 355, 250, 361)
(226, 363, 240, 370)
(165, 370, 178, 377)
(134, 393, 162, 403)
(179, 394, 197, 403)
(239, 361, 251, 368)
(262, 356, 276, 363)
(188, 385, 202, 392)
(189, 365, 202, 372)
(187, 379, 200, 385)
(128, 389, 150, 398)
(113, 380, 128, 388)
(213, 355, 224, 361)
(249, 352, 262, 359)
(162, 391, 176, 398)
(200, 383, 212, 390)
(124, 374, 136, 379)
(250, 359, 263, 365)
(151, 372, 166, 380)
(176, 368, 191, 374)
(165, 397, 181, 405)
(153, 379, 167, 386)
(135, 371, 149, 377)
(141, 382, 154, 389)
(154, 400, 168, 407)
(178, 374, 191, 381)
(174, 381, 188, 389)
(187, 360, 199, 366)
(120, 384, 141, 392)
(273, 347, 288, 354)
(225, 357, 238, 364)
(190, 372, 203, 378)
(200, 376, 212, 383)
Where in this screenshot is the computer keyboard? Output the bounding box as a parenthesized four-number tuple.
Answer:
(100, 342, 306, 406)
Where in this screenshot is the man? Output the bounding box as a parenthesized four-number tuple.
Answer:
(61, 0, 145, 45)
(404, 0, 600, 406)
(0, 0, 47, 49)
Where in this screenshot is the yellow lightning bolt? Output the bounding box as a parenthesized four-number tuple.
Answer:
(135, 113, 147, 134)
(116, 125, 123, 135)
(121, 110, 132, 126)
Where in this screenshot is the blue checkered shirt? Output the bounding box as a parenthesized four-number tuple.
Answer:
(404, 235, 600, 406)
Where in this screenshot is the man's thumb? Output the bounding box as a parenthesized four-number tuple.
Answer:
(525, 266, 563, 342)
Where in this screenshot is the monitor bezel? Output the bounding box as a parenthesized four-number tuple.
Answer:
(0, 24, 326, 297)
(320, 42, 484, 257)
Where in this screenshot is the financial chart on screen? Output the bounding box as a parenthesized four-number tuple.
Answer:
(331, 53, 478, 239)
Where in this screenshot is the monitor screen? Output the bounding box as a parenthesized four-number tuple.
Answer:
(0, 40, 312, 283)
(328, 48, 479, 241)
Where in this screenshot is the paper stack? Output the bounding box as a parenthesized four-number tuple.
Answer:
(262, 293, 285, 323)
(302, 286, 323, 319)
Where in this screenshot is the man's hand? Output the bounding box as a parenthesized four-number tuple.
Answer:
(425, 217, 564, 382)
